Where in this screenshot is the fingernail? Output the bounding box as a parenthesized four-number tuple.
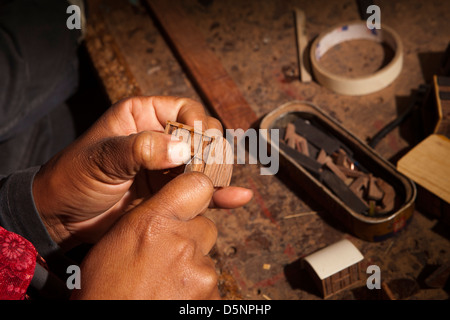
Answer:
(168, 141, 191, 164)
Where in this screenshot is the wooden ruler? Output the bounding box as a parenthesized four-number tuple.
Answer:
(146, 0, 258, 131)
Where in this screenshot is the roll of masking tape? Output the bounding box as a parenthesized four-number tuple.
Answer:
(310, 21, 403, 96)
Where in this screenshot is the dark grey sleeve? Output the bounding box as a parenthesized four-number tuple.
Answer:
(0, 166, 73, 299)
(0, 166, 59, 257)
(0, 0, 80, 142)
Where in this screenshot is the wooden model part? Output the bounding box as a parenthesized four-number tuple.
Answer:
(367, 174, 385, 201)
(284, 123, 310, 156)
(324, 156, 348, 182)
(164, 121, 233, 187)
(349, 175, 369, 200)
(432, 76, 450, 138)
(303, 239, 364, 299)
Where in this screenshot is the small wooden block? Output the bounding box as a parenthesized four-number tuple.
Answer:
(336, 165, 367, 178)
(284, 123, 296, 141)
(367, 175, 385, 201)
(295, 134, 310, 156)
(349, 175, 369, 200)
(165, 121, 233, 187)
(336, 149, 347, 166)
(324, 157, 348, 182)
(284, 123, 297, 148)
(316, 149, 327, 164)
(285, 123, 309, 156)
(375, 178, 396, 214)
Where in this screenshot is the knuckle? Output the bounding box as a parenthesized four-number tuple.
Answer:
(207, 117, 223, 133)
(199, 258, 219, 290)
(132, 131, 153, 165)
(175, 97, 195, 109)
(175, 237, 197, 259)
(201, 216, 218, 243)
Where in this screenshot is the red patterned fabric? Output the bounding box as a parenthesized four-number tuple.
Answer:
(0, 226, 37, 300)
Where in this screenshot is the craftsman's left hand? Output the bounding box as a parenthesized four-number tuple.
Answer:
(32, 96, 253, 247)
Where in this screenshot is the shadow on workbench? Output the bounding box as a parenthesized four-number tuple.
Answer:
(283, 258, 320, 298)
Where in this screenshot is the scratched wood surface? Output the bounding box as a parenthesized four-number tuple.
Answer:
(84, 0, 450, 300)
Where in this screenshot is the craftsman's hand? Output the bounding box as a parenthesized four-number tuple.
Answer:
(32, 96, 253, 247)
(71, 172, 220, 300)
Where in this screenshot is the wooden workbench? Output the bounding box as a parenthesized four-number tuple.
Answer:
(83, 0, 450, 300)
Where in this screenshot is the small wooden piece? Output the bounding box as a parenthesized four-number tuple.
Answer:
(432, 76, 450, 138)
(165, 121, 233, 187)
(316, 149, 327, 164)
(375, 178, 396, 214)
(336, 149, 347, 166)
(324, 157, 348, 182)
(284, 123, 309, 156)
(284, 123, 295, 139)
(296, 135, 310, 156)
(336, 165, 367, 178)
(367, 174, 385, 201)
(349, 175, 369, 200)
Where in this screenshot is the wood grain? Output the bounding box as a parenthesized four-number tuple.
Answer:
(398, 134, 450, 203)
(146, 0, 258, 131)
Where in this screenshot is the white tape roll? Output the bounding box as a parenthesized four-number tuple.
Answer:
(310, 21, 403, 96)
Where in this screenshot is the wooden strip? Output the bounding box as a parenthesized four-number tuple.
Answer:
(294, 8, 312, 83)
(316, 149, 327, 164)
(336, 165, 367, 178)
(324, 157, 348, 182)
(146, 0, 258, 131)
(296, 135, 310, 156)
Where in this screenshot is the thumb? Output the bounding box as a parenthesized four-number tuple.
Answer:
(86, 131, 191, 181)
(130, 172, 214, 221)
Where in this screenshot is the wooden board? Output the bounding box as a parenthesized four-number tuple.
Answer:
(397, 134, 450, 204)
(146, 0, 258, 131)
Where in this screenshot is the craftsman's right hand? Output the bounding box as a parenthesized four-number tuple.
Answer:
(71, 172, 220, 300)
